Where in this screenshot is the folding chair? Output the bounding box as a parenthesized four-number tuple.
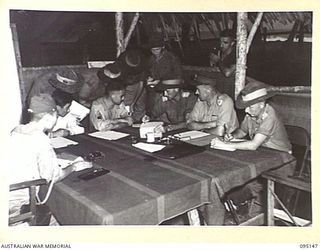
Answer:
(262, 171, 311, 226)
(284, 125, 311, 214)
(9, 179, 47, 226)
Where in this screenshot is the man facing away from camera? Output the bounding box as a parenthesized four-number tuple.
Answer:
(9, 94, 91, 225)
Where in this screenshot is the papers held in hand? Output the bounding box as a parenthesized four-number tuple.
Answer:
(68, 101, 90, 121)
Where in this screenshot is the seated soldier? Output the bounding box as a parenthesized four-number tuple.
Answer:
(210, 81, 292, 212)
(90, 81, 133, 131)
(50, 89, 85, 137)
(98, 58, 147, 123)
(211, 80, 291, 153)
(186, 74, 239, 136)
(9, 94, 91, 225)
(147, 78, 197, 132)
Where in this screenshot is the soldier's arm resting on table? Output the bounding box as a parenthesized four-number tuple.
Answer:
(217, 132, 267, 151)
(109, 117, 133, 129)
(186, 120, 217, 131)
(205, 125, 225, 137)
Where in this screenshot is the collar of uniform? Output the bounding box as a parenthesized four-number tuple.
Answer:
(256, 103, 269, 123)
(208, 94, 219, 106)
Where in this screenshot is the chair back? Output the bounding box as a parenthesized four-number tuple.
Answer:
(9, 179, 47, 226)
(285, 125, 310, 176)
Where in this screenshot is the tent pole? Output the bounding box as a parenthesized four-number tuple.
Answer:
(171, 14, 184, 58)
(159, 14, 172, 50)
(235, 12, 248, 99)
(123, 13, 140, 50)
(115, 12, 124, 57)
(10, 23, 25, 109)
(246, 12, 263, 54)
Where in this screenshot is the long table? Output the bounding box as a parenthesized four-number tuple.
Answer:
(47, 129, 295, 225)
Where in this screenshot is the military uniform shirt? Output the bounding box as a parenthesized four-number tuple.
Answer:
(188, 93, 239, 133)
(90, 96, 129, 131)
(151, 91, 197, 124)
(240, 103, 291, 153)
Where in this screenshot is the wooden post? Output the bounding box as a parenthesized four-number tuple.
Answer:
(10, 23, 25, 109)
(235, 12, 248, 99)
(246, 12, 263, 54)
(115, 12, 124, 57)
(201, 14, 219, 37)
(123, 13, 140, 50)
(268, 86, 311, 93)
(159, 14, 171, 49)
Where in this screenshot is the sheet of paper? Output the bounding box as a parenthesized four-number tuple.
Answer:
(174, 130, 210, 141)
(50, 137, 78, 148)
(132, 142, 166, 153)
(68, 100, 90, 121)
(211, 145, 236, 151)
(89, 131, 129, 140)
(57, 156, 83, 169)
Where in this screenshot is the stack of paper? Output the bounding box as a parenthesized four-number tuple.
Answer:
(89, 131, 129, 140)
(50, 137, 78, 149)
(132, 142, 166, 153)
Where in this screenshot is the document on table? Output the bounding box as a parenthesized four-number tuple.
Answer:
(132, 142, 166, 153)
(211, 145, 236, 151)
(173, 130, 210, 141)
(50, 137, 78, 149)
(210, 138, 247, 151)
(89, 131, 130, 140)
(56, 157, 83, 169)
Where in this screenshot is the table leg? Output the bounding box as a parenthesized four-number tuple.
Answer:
(199, 201, 226, 225)
(266, 179, 275, 226)
(187, 209, 201, 226)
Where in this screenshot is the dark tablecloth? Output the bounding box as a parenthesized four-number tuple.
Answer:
(47, 131, 295, 225)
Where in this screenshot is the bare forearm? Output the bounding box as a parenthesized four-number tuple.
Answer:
(224, 140, 260, 151)
(205, 125, 224, 136)
(231, 128, 247, 139)
(219, 64, 236, 78)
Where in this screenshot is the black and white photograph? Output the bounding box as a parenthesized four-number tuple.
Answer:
(1, 0, 318, 247)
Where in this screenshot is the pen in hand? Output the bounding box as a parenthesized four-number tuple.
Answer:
(223, 123, 233, 142)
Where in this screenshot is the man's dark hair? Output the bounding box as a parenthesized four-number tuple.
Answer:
(52, 89, 73, 107)
(105, 80, 126, 94)
(220, 29, 236, 39)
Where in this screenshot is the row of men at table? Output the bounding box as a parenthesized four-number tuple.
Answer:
(9, 31, 291, 225)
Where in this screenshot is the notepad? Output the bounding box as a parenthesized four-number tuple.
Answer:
(50, 137, 78, 149)
(132, 142, 166, 153)
(173, 130, 210, 141)
(211, 145, 236, 151)
(89, 131, 129, 140)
